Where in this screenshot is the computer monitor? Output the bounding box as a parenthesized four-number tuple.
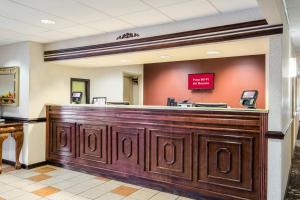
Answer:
(240, 90, 258, 109)
(71, 92, 82, 104)
(167, 97, 176, 106)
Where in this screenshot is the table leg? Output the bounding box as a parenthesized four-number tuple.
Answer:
(12, 132, 23, 170)
(0, 133, 9, 174)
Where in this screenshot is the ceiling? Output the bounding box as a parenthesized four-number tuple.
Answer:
(0, 0, 259, 46)
(285, 0, 300, 53)
(50, 37, 268, 68)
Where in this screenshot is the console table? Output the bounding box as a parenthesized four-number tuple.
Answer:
(0, 122, 23, 173)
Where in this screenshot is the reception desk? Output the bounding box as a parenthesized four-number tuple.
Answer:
(46, 105, 268, 200)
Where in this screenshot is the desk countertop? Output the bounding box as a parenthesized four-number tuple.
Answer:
(46, 104, 268, 114)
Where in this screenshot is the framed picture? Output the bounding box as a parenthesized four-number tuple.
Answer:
(0, 67, 20, 106)
(92, 97, 107, 105)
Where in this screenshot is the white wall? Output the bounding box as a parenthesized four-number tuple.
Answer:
(0, 42, 30, 118)
(0, 42, 32, 164)
(266, 7, 295, 199)
(0, 42, 143, 165)
(29, 42, 143, 118)
(26, 42, 143, 164)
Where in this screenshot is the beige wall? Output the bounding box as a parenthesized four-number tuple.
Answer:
(29, 42, 143, 118)
(0, 42, 144, 165)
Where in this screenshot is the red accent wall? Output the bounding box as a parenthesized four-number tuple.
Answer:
(144, 55, 265, 109)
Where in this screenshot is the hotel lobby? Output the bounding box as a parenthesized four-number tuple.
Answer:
(0, 0, 299, 200)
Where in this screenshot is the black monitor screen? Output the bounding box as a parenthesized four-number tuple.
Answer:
(72, 92, 82, 98)
(242, 90, 257, 99)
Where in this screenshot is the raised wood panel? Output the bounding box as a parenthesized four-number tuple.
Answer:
(46, 106, 268, 200)
(111, 126, 146, 172)
(196, 131, 255, 195)
(149, 129, 192, 180)
(78, 124, 108, 164)
(50, 121, 76, 158)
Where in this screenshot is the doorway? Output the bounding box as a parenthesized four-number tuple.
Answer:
(70, 78, 90, 104)
(123, 74, 141, 105)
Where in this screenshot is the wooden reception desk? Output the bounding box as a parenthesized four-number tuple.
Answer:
(46, 105, 268, 200)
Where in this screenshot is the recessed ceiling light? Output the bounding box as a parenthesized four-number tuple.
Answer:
(160, 55, 171, 59)
(41, 19, 56, 25)
(121, 59, 129, 63)
(207, 50, 220, 55)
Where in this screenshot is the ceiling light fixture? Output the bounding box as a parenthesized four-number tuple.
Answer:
(160, 55, 171, 59)
(41, 19, 56, 25)
(206, 50, 220, 55)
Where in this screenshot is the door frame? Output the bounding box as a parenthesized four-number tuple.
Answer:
(70, 78, 90, 104)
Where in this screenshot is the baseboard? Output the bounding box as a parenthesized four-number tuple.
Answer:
(2, 159, 48, 169)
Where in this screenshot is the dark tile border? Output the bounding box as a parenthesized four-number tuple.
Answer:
(2, 159, 48, 169)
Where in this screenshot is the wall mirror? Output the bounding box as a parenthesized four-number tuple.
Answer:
(0, 67, 19, 106)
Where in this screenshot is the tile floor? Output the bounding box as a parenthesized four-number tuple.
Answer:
(0, 164, 195, 200)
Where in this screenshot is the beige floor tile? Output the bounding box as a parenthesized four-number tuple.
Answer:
(68, 196, 90, 200)
(12, 171, 40, 179)
(2, 166, 15, 173)
(51, 180, 77, 190)
(44, 169, 69, 176)
(95, 192, 124, 200)
(6, 168, 27, 175)
(0, 188, 26, 199)
(27, 174, 52, 182)
(13, 192, 41, 200)
(0, 165, 197, 200)
(8, 179, 35, 188)
(0, 174, 23, 184)
(78, 181, 120, 199)
(150, 192, 178, 200)
(66, 174, 94, 183)
(32, 186, 60, 197)
(22, 182, 46, 192)
(123, 183, 142, 190)
(128, 188, 159, 200)
(0, 184, 15, 193)
(78, 187, 108, 199)
(38, 177, 64, 186)
(34, 167, 56, 174)
(48, 171, 80, 180)
(111, 185, 139, 197)
(96, 176, 110, 182)
(47, 191, 75, 200)
(95, 180, 120, 192)
(177, 197, 195, 200)
(64, 182, 96, 195)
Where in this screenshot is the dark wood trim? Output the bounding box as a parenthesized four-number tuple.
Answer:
(70, 78, 90, 104)
(44, 20, 283, 62)
(265, 131, 285, 139)
(45, 20, 268, 55)
(2, 117, 46, 123)
(265, 119, 294, 140)
(2, 159, 48, 169)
